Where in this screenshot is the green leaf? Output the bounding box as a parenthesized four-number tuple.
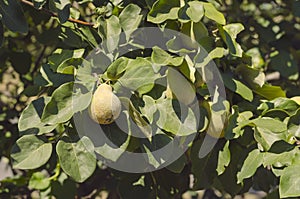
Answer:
(48, 48, 85, 72)
(18, 97, 57, 135)
(224, 106, 239, 139)
(98, 15, 121, 52)
(121, 97, 152, 140)
(50, 173, 76, 198)
(29, 172, 50, 190)
(217, 141, 230, 175)
(147, 0, 180, 24)
(195, 47, 225, 69)
(270, 98, 300, 114)
(167, 67, 196, 105)
(156, 98, 197, 136)
(222, 73, 253, 101)
(202, 2, 226, 25)
(41, 82, 92, 125)
(140, 95, 157, 124)
(78, 26, 99, 48)
(166, 36, 196, 54)
(279, 164, 300, 198)
(11, 135, 52, 169)
(252, 117, 287, 133)
(165, 154, 187, 173)
(237, 149, 263, 184)
(236, 65, 265, 88)
(56, 136, 96, 183)
(254, 127, 286, 151)
(186, 1, 204, 23)
(190, 138, 220, 189)
(9, 52, 32, 75)
(106, 57, 130, 80)
(253, 84, 286, 100)
(119, 4, 142, 40)
(0, 21, 4, 47)
(56, 58, 83, 74)
(287, 108, 300, 137)
(246, 48, 264, 68)
(0, 0, 28, 33)
(193, 22, 210, 46)
(204, 100, 229, 138)
(219, 23, 244, 57)
(270, 50, 299, 80)
(263, 149, 297, 167)
(49, 0, 71, 23)
(151, 46, 184, 66)
(32, 0, 47, 9)
(94, 112, 132, 161)
(118, 58, 161, 94)
(34, 64, 74, 87)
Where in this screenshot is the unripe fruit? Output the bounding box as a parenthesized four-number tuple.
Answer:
(89, 83, 121, 124)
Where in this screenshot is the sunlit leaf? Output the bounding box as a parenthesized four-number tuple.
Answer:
(56, 136, 96, 182)
(11, 135, 52, 169)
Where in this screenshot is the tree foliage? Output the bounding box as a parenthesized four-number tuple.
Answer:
(0, 0, 300, 198)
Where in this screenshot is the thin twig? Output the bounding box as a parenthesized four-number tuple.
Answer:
(20, 0, 95, 26)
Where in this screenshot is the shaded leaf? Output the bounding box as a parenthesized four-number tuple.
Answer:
(270, 50, 299, 80)
(10, 51, 32, 75)
(236, 64, 265, 88)
(0, 0, 28, 33)
(0, 21, 4, 47)
(34, 64, 74, 87)
(222, 73, 253, 101)
(49, 0, 71, 23)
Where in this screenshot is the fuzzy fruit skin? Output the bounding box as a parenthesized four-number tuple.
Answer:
(89, 83, 121, 124)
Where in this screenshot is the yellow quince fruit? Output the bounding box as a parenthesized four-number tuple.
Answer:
(89, 83, 121, 124)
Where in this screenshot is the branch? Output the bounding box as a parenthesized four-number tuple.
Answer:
(20, 0, 94, 26)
